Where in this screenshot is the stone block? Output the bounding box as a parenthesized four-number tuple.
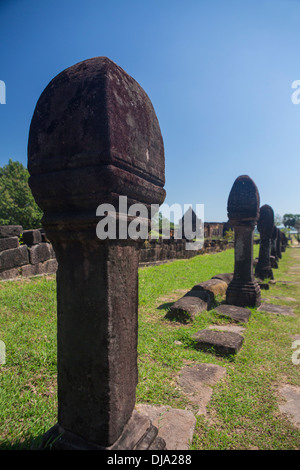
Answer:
(191, 279, 228, 300)
(192, 329, 244, 355)
(0, 237, 19, 252)
(45, 258, 58, 273)
(211, 273, 234, 285)
(21, 258, 58, 277)
(166, 291, 209, 323)
(177, 363, 226, 416)
(0, 267, 21, 280)
(40, 230, 50, 243)
(0, 245, 29, 272)
(28, 243, 51, 265)
(22, 229, 42, 245)
(0, 225, 23, 238)
(135, 404, 196, 450)
(214, 304, 251, 323)
(258, 303, 295, 316)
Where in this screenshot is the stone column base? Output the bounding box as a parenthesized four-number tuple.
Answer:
(226, 279, 261, 307)
(255, 265, 274, 281)
(40, 411, 166, 450)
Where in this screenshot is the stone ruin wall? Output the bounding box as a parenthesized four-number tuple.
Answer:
(0, 223, 231, 280)
(0, 225, 57, 281)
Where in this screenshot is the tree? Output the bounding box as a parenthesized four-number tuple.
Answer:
(282, 213, 300, 229)
(274, 213, 282, 227)
(0, 159, 43, 229)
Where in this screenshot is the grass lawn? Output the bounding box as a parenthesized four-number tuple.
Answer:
(0, 243, 299, 450)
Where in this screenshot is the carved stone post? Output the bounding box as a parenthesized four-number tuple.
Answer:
(276, 227, 282, 259)
(225, 175, 261, 307)
(271, 225, 279, 265)
(28, 57, 166, 450)
(255, 204, 274, 280)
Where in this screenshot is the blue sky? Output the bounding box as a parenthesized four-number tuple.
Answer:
(0, 0, 299, 222)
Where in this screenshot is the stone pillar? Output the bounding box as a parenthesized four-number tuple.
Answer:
(271, 225, 279, 264)
(255, 204, 274, 280)
(225, 175, 261, 307)
(27, 57, 166, 450)
(280, 231, 288, 252)
(276, 227, 282, 259)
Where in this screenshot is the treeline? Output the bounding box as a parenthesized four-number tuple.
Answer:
(0, 159, 42, 229)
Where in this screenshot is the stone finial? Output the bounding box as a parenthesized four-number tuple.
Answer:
(225, 175, 261, 307)
(28, 57, 166, 450)
(255, 204, 274, 280)
(227, 175, 260, 225)
(28, 56, 165, 218)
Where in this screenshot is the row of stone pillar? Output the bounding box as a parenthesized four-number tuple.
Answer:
(225, 175, 287, 308)
(27, 57, 287, 450)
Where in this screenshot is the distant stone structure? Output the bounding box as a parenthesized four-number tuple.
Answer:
(225, 175, 261, 307)
(270, 225, 279, 265)
(204, 222, 224, 238)
(276, 227, 282, 259)
(255, 205, 274, 281)
(28, 57, 166, 450)
(280, 231, 288, 252)
(0, 226, 233, 280)
(0, 226, 57, 280)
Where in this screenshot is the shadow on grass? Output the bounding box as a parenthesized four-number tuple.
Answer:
(0, 435, 43, 450)
(157, 302, 174, 311)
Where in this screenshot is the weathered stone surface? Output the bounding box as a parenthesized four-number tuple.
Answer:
(41, 410, 164, 450)
(0, 245, 29, 272)
(28, 56, 166, 449)
(278, 384, 300, 428)
(136, 404, 196, 450)
(166, 291, 209, 323)
(22, 229, 42, 245)
(28, 243, 52, 265)
(0, 267, 21, 280)
(21, 258, 58, 277)
(214, 304, 251, 323)
(177, 363, 226, 416)
(255, 205, 274, 281)
(28, 56, 166, 214)
(193, 329, 244, 355)
(0, 225, 23, 238)
(191, 278, 228, 298)
(0, 236, 19, 252)
(258, 303, 295, 316)
(211, 273, 234, 285)
(208, 324, 246, 335)
(225, 175, 261, 307)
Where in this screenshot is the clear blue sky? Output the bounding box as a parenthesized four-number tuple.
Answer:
(0, 0, 299, 222)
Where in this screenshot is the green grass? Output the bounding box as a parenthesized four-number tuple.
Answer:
(0, 244, 300, 449)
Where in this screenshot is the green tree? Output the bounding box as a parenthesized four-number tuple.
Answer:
(282, 213, 300, 229)
(0, 159, 43, 229)
(274, 213, 282, 227)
